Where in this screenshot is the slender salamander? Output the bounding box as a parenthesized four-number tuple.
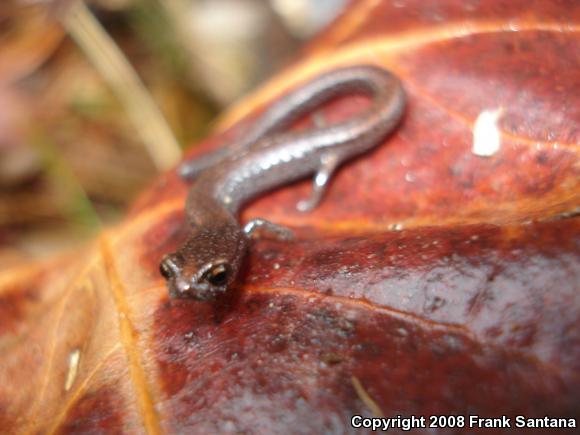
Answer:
(160, 65, 406, 300)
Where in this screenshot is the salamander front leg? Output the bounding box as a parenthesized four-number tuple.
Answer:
(244, 218, 294, 240)
(296, 152, 342, 212)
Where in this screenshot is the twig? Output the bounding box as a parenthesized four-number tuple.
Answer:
(351, 376, 385, 417)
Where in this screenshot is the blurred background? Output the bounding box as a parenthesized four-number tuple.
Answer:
(0, 0, 348, 267)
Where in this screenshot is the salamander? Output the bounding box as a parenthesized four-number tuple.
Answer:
(160, 65, 406, 300)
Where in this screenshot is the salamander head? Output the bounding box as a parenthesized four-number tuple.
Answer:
(160, 226, 247, 301)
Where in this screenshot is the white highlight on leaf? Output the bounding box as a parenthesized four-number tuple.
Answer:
(472, 108, 504, 157)
(64, 349, 81, 391)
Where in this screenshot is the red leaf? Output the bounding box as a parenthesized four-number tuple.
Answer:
(1, 0, 579, 433)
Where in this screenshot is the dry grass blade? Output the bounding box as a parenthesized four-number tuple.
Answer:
(61, 1, 182, 171)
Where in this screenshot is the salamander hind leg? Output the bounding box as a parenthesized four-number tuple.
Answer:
(244, 218, 294, 240)
(296, 152, 345, 212)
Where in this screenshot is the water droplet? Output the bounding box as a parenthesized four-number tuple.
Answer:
(390, 223, 404, 231)
(508, 20, 521, 31)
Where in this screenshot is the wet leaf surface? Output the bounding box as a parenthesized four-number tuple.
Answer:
(1, 0, 579, 433)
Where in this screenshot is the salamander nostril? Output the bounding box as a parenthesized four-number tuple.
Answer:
(159, 258, 174, 279)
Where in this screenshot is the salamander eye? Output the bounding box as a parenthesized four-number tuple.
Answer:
(204, 263, 230, 286)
